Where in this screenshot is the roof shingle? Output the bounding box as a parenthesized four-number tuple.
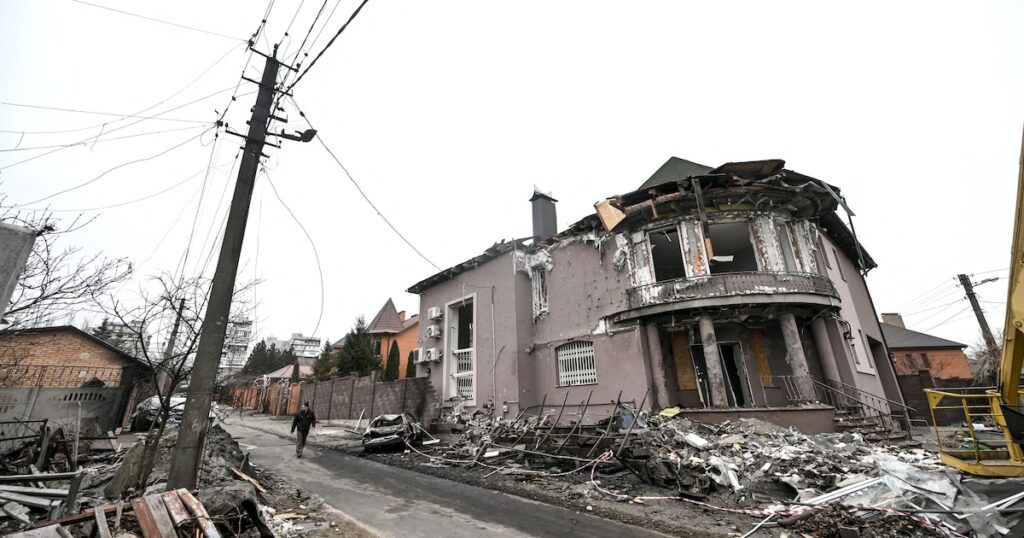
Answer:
(880, 323, 967, 350)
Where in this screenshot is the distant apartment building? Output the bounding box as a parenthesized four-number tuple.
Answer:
(266, 333, 322, 366)
(218, 318, 253, 376)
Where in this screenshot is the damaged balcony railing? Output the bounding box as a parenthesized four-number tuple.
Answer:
(764, 375, 914, 439)
(627, 271, 838, 310)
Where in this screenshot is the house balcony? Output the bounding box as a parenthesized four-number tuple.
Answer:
(617, 271, 839, 321)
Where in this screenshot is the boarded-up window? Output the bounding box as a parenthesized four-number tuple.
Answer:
(556, 341, 598, 387)
(671, 332, 697, 390)
(750, 329, 774, 387)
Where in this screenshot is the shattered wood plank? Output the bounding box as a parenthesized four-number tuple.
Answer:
(94, 505, 112, 538)
(159, 491, 190, 527)
(4, 526, 65, 538)
(142, 494, 177, 537)
(0, 485, 70, 497)
(0, 472, 80, 484)
(59, 472, 82, 517)
(131, 498, 160, 538)
(3, 502, 32, 526)
(177, 490, 221, 538)
(230, 467, 267, 493)
(0, 491, 55, 509)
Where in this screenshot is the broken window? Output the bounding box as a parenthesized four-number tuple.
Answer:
(706, 222, 758, 274)
(648, 227, 686, 281)
(531, 268, 548, 320)
(833, 248, 847, 281)
(775, 222, 798, 272)
(449, 299, 475, 399)
(556, 341, 597, 386)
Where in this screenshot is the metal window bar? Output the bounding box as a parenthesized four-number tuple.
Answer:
(452, 348, 474, 399)
(556, 341, 597, 387)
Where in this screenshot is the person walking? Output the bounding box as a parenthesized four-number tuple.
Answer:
(291, 402, 317, 457)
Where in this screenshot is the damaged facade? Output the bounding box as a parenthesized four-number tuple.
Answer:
(407, 157, 907, 434)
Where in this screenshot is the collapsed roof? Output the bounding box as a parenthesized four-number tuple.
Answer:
(407, 157, 876, 294)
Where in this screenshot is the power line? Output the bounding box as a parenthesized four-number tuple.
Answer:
(0, 41, 244, 138)
(279, 0, 309, 59)
(0, 86, 239, 171)
(264, 170, 324, 335)
(0, 101, 208, 124)
(180, 131, 225, 276)
(290, 97, 441, 272)
(903, 298, 965, 317)
(922, 308, 973, 333)
(306, 0, 345, 57)
(72, 0, 246, 42)
(18, 165, 217, 213)
(0, 124, 207, 152)
(290, 0, 329, 67)
(286, 0, 371, 92)
(13, 127, 213, 207)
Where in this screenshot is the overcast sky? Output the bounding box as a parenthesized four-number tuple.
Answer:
(1, 1, 1021, 351)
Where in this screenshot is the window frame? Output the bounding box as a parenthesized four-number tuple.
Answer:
(555, 340, 598, 387)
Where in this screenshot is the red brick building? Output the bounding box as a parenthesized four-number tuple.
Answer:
(880, 314, 972, 381)
(0, 325, 151, 388)
(367, 299, 419, 379)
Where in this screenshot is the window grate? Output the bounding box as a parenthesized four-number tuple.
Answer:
(556, 341, 597, 387)
(452, 348, 474, 399)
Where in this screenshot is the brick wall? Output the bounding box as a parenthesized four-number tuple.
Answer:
(0, 329, 135, 388)
(891, 347, 973, 380)
(299, 373, 439, 423)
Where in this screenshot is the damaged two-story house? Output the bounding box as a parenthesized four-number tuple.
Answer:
(407, 158, 909, 434)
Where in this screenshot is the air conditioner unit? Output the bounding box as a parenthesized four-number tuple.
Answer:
(422, 347, 438, 363)
(410, 348, 422, 364)
(426, 325, 442, 338)
(427, 306, 442, 320)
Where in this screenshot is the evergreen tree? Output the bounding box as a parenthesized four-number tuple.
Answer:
(405, 350, 417, 379)
(383, 341, 400, 381)
(91, 318, 128, 350)
(335, 317, 380, 377)
(312, 341, 335, 381)
(241, 341, 295, 376)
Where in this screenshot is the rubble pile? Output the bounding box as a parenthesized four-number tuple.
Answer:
(788, 503, 945, 538)
(402, 409, 1024, 537)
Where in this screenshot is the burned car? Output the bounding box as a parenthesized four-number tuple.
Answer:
(362, 413, 422, 451)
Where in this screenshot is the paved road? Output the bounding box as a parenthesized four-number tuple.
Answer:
(223, 420, 668, 538)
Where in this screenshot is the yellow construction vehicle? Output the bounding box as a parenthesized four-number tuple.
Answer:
(924, 129, 1024, 476)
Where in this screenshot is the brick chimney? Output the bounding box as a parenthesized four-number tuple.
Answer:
(398, 311, 406, 322)
(530, 188, 558, 241)
(881, 313, 905, 328)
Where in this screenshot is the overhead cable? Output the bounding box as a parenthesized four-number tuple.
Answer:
(0, 124, 206, 153)
(72, 0, 246, 42)
(13, 127, 213, 207)
(265, 169, 324, 336)
(286, 0, 370, 92)
(289, 97, 441, 271)
(0, 87, 242, 171)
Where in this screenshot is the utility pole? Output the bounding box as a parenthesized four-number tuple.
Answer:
(957, 273, 999, 355)
(157, 297, 187, 396)
(167, 52, 281, 490)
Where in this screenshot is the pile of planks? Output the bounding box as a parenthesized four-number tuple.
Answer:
(8, 489, 221, 538)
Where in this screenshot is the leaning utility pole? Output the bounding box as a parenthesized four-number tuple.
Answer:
(156, 297, 187, 396)
(167, 52, 281, 490)
(957, 273, 999, 355)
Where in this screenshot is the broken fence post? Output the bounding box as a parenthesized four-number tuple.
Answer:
(615, 388, 648, 458)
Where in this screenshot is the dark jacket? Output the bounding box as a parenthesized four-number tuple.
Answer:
(292, 409, 317, 432)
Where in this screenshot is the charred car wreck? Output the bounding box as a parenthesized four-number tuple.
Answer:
(407, 157, 909, 438)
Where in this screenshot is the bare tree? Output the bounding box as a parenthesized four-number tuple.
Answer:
(0, 203, 131, 329)
(967, 329, 1003, 386)
(0, 203, 132, 387)
(99, 273, 255, 490)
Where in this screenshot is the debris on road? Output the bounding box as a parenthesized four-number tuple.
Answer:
(382, 403, 1024, 538)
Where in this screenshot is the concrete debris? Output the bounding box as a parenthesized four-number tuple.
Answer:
(404, 406, 1024, 537)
